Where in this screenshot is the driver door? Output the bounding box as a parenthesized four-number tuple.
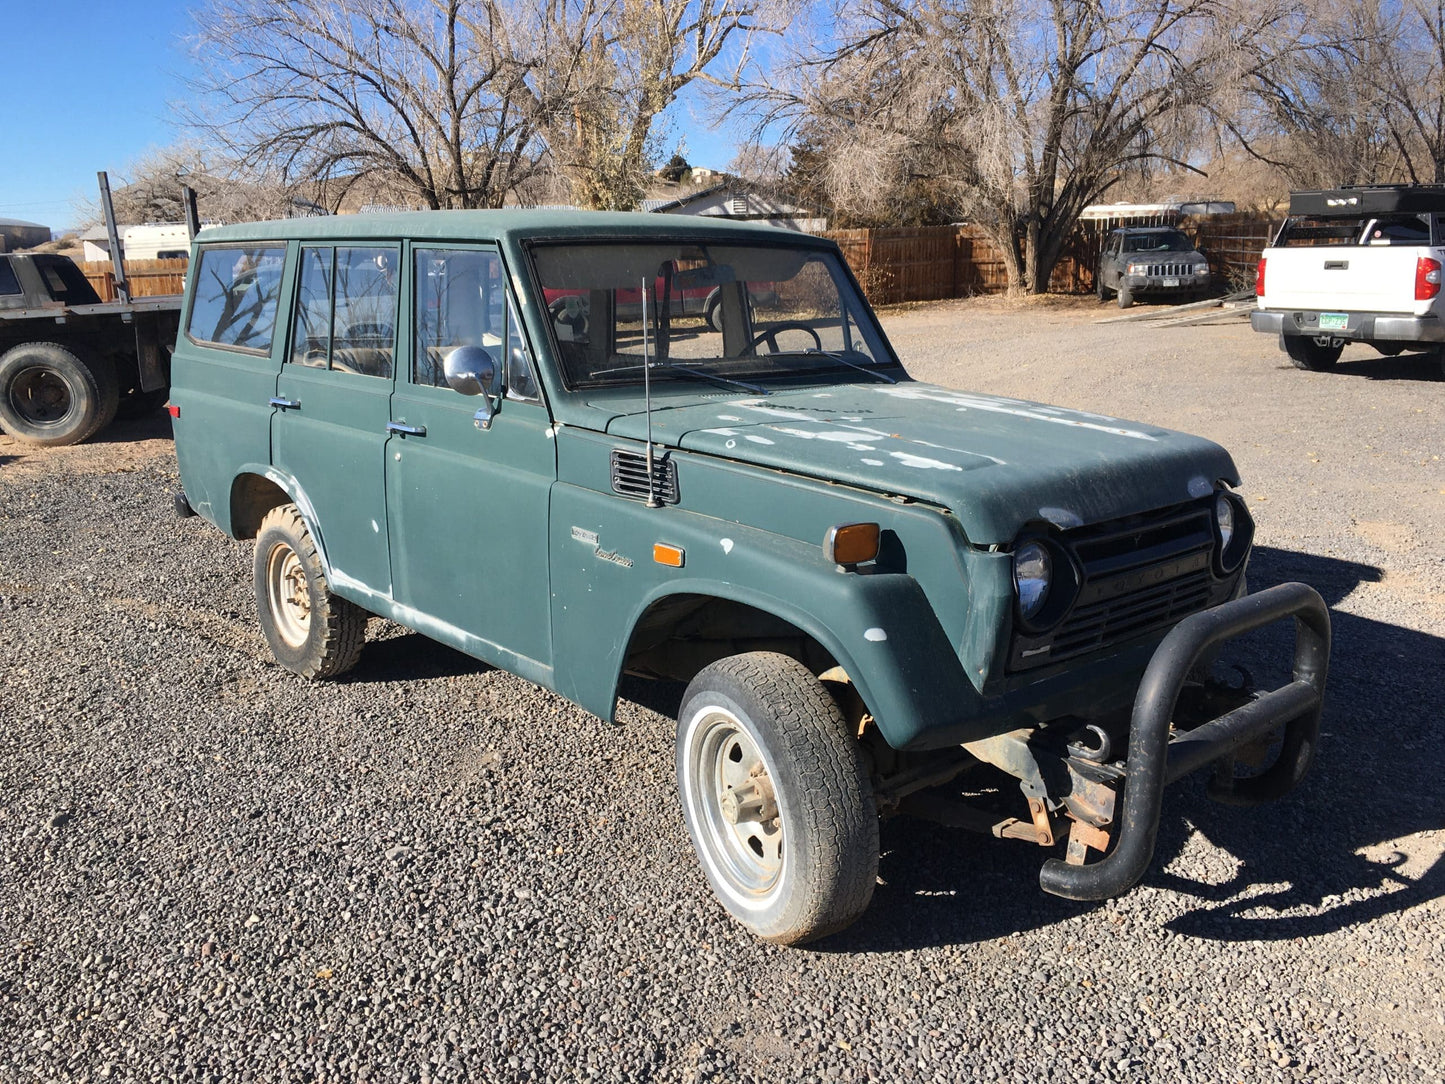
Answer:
(384, 244, 556, 677)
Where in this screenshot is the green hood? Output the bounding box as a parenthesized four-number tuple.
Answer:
(597, 382, 1238, 545)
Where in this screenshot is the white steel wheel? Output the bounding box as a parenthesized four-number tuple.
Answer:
(677, 652, 878, 945)
(265, 541, 312, 648)
(252, 504, 367, 680)
(685, 706, 787, 904)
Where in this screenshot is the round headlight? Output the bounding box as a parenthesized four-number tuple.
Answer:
(1215, 492, 1235, 552)
(1014, 541, 1052, 620)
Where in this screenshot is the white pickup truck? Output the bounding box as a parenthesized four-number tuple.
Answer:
(1251, 185, 1445, 373)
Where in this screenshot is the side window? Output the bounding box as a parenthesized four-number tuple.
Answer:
(287, 246, 397, 378)
(290, 247, 332, 368)
(0, 260, 19, 295)
(188, 246, 285, 352)
(505, 295, 538, 400)
(332, 247, 397, 378)
(414, 247, 536, 399)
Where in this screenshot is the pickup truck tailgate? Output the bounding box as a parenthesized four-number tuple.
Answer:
(1261, 245, 1441, 315)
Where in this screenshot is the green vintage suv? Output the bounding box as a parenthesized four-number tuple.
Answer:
(170, 211, 1330, 944)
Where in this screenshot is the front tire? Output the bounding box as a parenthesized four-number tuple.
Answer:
(0, 342, 119, 446)
(1284, 335, 1343, 371)
(253, 504, 366, 679)
(1116, 285, 1133, 309)
(676, 652, 878, 945)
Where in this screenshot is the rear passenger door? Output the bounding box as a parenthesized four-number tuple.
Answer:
(384, 244, 556, 677)
(272, 244, 400, 603)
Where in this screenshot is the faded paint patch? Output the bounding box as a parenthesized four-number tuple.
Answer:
(861, 458, 884, 466)
(1188, 475, 1213, 498)
(1038, 507, 1083, 529)
(877, 385, 1157, 441)
(371, 520, 380, 533)
(864, 627, 888, 642)
(720, 538, 734, 555)
(889, 450, 963, 472)
(701, 427, 740, 436)
(744, 435, 775, 445)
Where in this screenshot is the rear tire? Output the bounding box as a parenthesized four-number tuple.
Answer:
(1095, 272, 1109, 302)
(676, 652, 878, 945)
(0, 342, 119, 446)
(1284, 335, 1343, 371)
(253, 504, 367, 679)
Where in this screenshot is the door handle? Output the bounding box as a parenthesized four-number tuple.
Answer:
(386, 421, 426, 437)
(269, 397, 301, 410)
(1323, 260, 1349, 270)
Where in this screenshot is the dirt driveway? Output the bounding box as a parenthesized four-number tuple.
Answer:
(1, 296, 1442, 1082)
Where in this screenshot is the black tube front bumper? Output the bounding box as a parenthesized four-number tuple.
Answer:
(1038, 582, 1331, 901)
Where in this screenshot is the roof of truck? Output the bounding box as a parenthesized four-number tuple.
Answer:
(1289, 185, 1445, 216)
(195, 210, 822, 247)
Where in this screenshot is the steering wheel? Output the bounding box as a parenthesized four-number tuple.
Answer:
(548, 295, 589, 340)
(745, 321, 823, 354)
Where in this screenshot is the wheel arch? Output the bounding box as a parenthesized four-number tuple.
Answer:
(228, 469, 334, 578)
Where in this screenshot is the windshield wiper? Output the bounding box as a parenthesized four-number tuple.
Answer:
(588, 361, 770, 395)
(792, 349, 898, 384)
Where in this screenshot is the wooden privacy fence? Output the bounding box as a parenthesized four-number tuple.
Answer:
(80, 258, 187, 301)
(822, 214, 1278, 304)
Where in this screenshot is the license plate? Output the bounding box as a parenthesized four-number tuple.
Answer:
(1320, 312, 1349, 330)
(1161, 278, 1180, 288)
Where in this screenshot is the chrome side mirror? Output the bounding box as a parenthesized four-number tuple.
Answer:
(443, 345, 503, 430)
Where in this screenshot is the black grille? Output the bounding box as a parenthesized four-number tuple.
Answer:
(1144, 261, 1194, 277)
(1009, 502, 1233, 671)
(611, 449, 679, 503)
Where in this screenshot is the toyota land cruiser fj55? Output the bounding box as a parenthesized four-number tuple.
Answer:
(169, 212, 1330, 944)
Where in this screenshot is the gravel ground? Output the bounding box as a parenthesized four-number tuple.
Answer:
(1, 298, 1442, 1083)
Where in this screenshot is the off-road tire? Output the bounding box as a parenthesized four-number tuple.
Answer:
(1284, 335, 1343, 371)
(1116, 285, 1134, 309)
(676, 652, 878, 945)
(0, 341, 119, 446)
(253, 504, 366, 679)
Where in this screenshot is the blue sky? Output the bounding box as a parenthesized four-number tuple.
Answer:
(0, 1, 738, 234)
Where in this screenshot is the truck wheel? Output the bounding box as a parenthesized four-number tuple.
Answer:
(1116, 285, 1133, 309)
(676, 652, 878, 945)
(1095, 271, 1109, 301)
(706, 294, 724, 332)
(253, 504, 367, 679)
(0, 342, 119, 446)
(1284, 335, 1343, 371)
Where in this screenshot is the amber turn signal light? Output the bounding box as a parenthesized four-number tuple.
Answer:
(823, 523, 880, 567)
(653, 543, 685, 568)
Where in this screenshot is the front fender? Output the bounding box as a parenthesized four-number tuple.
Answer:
(548, 484, 984, 747)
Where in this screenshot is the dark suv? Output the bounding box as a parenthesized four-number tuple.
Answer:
(1096, 227, 1211, 308)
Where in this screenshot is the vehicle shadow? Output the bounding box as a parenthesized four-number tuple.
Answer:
(815, 545, 1445, 953)
(1321, 352, 1444, 381)
(91, 410, 174, 444)
(343, 630, 492, 683)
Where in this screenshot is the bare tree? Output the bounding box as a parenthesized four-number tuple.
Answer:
(72, 145, 302, 229)
(496, 0, 764, 210)
(744, 0, 1289, 293)
(1373, 0, 1445, 183)
(190, 0, 546, 209)
(1225, 1, 1412, 188)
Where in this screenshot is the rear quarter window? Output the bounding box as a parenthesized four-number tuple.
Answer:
(0, 260, 19, 295)
(188, 246, 286, 352)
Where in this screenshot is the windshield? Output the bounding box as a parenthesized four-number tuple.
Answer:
(529, 241, 898, 389)
(1122, 231, 1195, 254)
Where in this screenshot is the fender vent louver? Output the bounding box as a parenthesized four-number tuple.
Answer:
(611, 449, 680, 504)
